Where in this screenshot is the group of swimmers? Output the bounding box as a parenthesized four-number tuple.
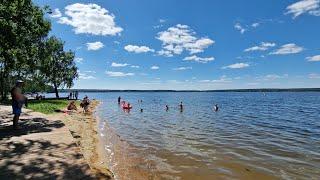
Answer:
(117, 96, 219, 112)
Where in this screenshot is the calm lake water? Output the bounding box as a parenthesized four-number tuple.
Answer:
(68, 92, 320, 179)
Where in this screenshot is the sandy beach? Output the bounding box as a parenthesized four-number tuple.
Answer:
(61, 100, 114, 179)
(0, 101, 113, 179)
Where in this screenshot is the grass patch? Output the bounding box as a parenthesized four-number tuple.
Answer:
(27, 99, 70, 114)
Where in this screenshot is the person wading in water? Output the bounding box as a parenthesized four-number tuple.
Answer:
(179, 102, 183, 112)
(118, 96, 121, 104)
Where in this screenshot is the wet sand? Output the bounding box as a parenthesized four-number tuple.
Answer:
(60, 100, 113, 179)
(98, 123, 278, 180)
(98, 115, 154, 180)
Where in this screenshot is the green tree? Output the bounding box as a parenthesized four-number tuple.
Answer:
(0, 0, 51, 100)
(41, 36, 78, 98)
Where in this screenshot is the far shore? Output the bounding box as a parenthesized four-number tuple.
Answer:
(57, 88, 320, 93)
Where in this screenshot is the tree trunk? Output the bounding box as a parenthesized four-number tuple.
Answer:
(0, 71, 9, 101)
(54, 83, 59, 98)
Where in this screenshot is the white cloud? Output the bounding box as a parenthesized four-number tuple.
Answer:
(173, 67, 192, 70)
(286, 0, 320, 18)
(234, 22, 246, 34)
(86, 41, 104, 51)
(183, 55, 215, 63)
(270, 43, 303, 55)
(153, 19, 166, 29)
(140, 81, 162, 85)
(105, 71, 134, 77)
(236, 55, 254, 59)
(309, 73, 320, 79)
(150, 66, 159, 70)
(156, 24, 214, 56)
(153, 25, 163, 29)
(263, 74, 288, 80)
(222, 63, 250, 69)
(58, 3, 123, 36)
(251, 22, 260, 28)
(256, 74, 289, 81)
(75, 57, 83, 63)
(306, 55, 320, 61)
(78, 71, 96, 80)
(264, 74, 282, 80)
(244, 42, 276, 52)
(111, 62, 129, 67)
(50, 8, 62, 18)
(199, 75, 232, 83)
(247, 82, 260, 86)
(124, 45, 154, 53)
(157, 50, 174, 57)
(159, 19, 166, 23)
(110, 62, 139, 68)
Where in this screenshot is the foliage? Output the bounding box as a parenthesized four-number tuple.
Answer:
(40, 37, 78, 98)
(0, 0, 51, 99)
(0, 0, 78, 99)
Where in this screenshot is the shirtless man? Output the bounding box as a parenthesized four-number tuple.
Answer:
(11, 80, 27, 129)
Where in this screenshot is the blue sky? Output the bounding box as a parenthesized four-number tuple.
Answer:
(34, 0, 320, 90)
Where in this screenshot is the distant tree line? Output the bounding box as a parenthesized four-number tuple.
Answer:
(0, 0, 78, 100)
(61, 88, 320, 93)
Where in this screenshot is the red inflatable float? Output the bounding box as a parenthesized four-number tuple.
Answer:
(121, 101, 132, 109)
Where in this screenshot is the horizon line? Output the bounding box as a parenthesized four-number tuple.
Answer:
(59, 88, 320, 92)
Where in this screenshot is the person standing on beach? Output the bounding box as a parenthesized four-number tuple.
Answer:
(81, 95, 90, 113)
(75, 91, 79, 100)
(11, 80, 27, 129)
(179, 102, 183, 112)
(118, 96, 121, 104)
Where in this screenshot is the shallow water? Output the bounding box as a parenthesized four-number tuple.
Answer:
(88, 92, 319, 179)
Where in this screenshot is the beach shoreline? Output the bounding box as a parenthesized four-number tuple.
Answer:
(95, 102, 154, 180)
(60, 100, 114, 179)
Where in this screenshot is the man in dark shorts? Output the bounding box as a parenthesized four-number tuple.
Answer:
(11, 80, 27, 129)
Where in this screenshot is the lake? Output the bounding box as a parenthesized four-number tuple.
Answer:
(65, 92, 320, 179)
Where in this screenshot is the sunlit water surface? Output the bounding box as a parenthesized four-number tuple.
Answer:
(55, 92, 320, 179)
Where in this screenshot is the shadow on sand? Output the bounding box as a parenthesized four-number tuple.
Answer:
(0, 111, 109, 179)
(0, 139, 96, 179)
(0, 117, 64, 140)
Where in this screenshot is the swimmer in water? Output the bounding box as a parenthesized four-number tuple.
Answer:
(165, 105, 169, 111)
(179, 102, 183, 112)
(213, 104, 219, 112)
(118, 96, 121, 104)
(140, 108, 143, 112)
